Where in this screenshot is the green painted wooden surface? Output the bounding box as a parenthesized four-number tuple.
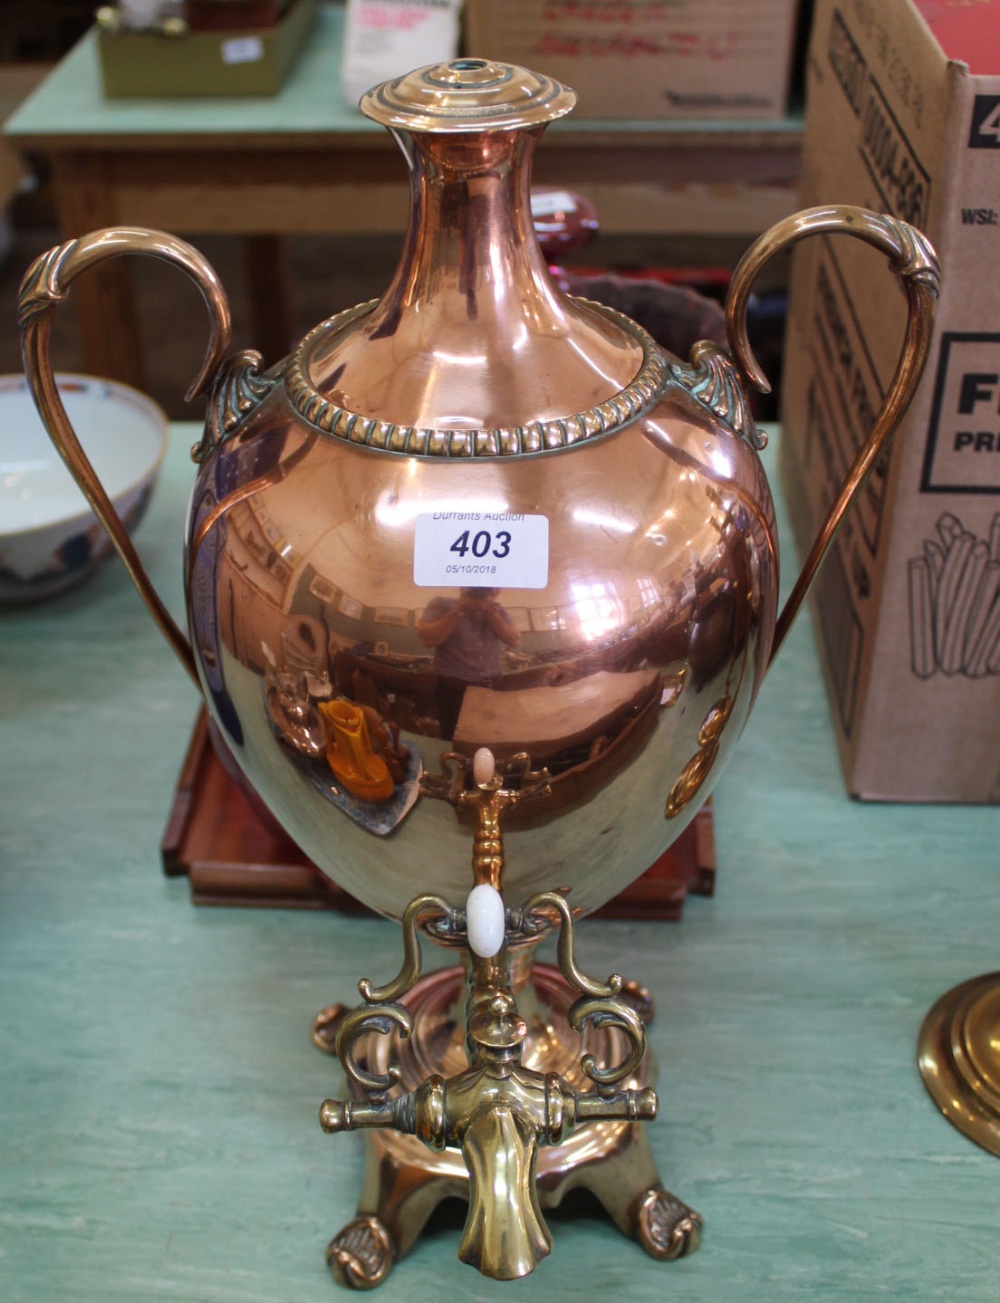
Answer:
(2, 421, 999, 1302)
(4, 4, 802, 142)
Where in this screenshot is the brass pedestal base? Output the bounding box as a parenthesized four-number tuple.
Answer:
(314, 963, 701, 1288)
(918, 971, 1000, 1157)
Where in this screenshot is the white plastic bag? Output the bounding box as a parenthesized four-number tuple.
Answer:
(341, 0, 463, 110)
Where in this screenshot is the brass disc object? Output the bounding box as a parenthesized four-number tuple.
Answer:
(918, 972, 1000, 1157)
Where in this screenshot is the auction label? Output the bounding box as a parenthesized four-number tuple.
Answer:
(413, 513, 549, 588)
(221, 36, 264, 64)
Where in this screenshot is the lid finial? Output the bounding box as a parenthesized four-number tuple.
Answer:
(360, 59, 577, 133)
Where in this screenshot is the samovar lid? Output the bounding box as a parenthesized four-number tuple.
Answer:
(360, 59, 577, 133)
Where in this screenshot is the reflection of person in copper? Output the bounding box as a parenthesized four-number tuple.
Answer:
(417, 587, 520, 740)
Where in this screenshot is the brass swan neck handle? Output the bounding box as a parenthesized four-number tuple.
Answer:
(724, 204, 940, 668)
(17, 227, 233, 686)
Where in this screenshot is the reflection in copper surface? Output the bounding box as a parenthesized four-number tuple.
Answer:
(417, 586, 520, 740)
(183, 382, 777, 912)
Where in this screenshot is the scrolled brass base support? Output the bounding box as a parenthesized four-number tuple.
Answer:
(316, 754, 699, 1285)
(316, 962, 700, 1288)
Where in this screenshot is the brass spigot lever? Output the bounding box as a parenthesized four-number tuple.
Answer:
(320, 1077, 657, 1138)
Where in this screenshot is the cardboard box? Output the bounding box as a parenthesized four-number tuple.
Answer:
(779, 0, 1000, 801)
(98, 0, 315, 97)
(463, 0, 800, 121)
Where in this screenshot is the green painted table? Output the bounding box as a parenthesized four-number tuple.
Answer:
(2, 423, 999, 1302)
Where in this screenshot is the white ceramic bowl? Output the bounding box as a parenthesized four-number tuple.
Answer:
(0, 374, 167, 603)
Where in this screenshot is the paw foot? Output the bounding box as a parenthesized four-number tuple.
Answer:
(619, 979, 655, 1025)
(312, 1002, 348, 1055)
(635, 1187, 702, 1261)
(326, 1215, 395, 1290)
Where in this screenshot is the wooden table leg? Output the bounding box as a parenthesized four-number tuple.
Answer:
(244, 233, 294, 366)
(48, 152, 147, 390)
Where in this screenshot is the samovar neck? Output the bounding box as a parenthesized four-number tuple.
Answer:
(366, 124, 562, 338)
(295, 59, 648, 438)
(359, 58, 583, 340)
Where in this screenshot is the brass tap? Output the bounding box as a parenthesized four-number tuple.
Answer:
(320, 750, 657, 1280)
(322, 954, 655, 1279)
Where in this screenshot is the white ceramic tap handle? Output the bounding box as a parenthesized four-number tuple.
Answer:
(466, 884, 506, 959)
(473, 747, 496, 789)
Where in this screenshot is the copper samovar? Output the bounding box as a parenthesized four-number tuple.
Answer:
(19, 59, 938, 1289)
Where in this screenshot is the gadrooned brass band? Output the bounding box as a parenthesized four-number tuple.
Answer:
(284, 299, 667, 458)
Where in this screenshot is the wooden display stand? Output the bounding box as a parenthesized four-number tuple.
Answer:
(162, 710, 716, 920)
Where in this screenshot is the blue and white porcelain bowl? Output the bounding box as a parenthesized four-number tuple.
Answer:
(0, 374, 167, 603)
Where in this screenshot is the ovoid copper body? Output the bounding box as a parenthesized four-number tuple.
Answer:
(18, 60, 938, 922)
